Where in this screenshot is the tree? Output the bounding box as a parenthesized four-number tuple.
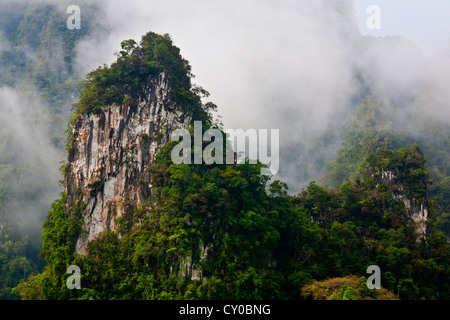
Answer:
(300, 275, 397, 300)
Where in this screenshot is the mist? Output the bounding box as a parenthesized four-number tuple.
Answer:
(0, 0, 80, 246)
(0, 86, 63, 245)
(70, 0, 450, 192)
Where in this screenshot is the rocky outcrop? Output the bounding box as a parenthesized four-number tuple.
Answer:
(65, 73, 191, 254)
(380, 170, 430, 239)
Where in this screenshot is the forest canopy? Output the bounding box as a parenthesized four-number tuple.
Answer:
(73, 32, 206, 119)
(14, 136, 450, 300)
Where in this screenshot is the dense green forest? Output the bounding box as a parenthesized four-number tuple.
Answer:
(15, 132, 450, 300)
(1, 2, 449, 300)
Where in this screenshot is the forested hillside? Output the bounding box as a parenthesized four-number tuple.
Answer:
(321, 98, 450, 239)
(16, 127, 450, 300)
(13, 31, 450, 300)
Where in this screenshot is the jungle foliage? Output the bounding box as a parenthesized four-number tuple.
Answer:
(73, 32, 208, 120)
(1, 3, 449, 301)
(15, 138, 450, 300)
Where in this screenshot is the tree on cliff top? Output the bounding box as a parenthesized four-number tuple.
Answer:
(73, 32, 208, 120)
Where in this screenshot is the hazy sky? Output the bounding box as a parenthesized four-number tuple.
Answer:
(355, 0, 450, 56)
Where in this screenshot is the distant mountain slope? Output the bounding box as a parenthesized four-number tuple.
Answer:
(0, 0, 96, 299)
(320, 97, 450, 238)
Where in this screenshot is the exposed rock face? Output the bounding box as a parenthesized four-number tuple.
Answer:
(380, 170, 430, 239)
(0, 222, 4, 246)
(65, 73, 191, 254)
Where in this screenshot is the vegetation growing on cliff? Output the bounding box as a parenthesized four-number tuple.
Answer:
(16, 135, 450, 300)
(321, 98, 450, 240)
(0, 4, 448, 300)
(320, 98, 401, 189)
(73, 32, 208, 120)
(362, 146, 429, 200)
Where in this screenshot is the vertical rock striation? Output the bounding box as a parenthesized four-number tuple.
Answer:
(65, 73, 191, 254)
(365, 146, 431, 240)
(379, 170, 430, 239)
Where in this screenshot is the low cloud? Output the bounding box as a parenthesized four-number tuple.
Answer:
(0, 86, 63, 244)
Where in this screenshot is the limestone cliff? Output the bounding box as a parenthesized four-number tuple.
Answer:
(65, 72, 191, 254)
(380, 170, 430, 239)
(367, 146, 431, 239)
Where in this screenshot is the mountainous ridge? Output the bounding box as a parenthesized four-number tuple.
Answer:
(11, 30, 449, 300)
(0, 2, 449, 301)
